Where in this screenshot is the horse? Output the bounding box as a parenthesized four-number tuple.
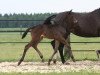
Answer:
(18, 11, 78, 65)
(96, 50, 100, 59)
(44, 8, 100, 64)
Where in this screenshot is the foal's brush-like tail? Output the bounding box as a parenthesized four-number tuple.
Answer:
(22, 28, 30, 39)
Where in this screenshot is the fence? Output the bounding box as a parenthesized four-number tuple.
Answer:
(0, 20, 100, 52)
(0, 20, 44, 28)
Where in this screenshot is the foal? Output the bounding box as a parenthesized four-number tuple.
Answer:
(18, 24, 69, 65)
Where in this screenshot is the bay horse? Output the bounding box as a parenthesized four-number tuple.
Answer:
(44, 8, 100, 64)
(18, 11, 77, 65)
(96, 50, 100, 59)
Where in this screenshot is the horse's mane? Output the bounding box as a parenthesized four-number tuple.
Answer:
(91, 8, 100, 14)
(92, 8, 100, 12)
(43, 14, 56, 24)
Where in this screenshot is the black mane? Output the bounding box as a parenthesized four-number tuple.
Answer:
(91, 8, 100, 14)
(92, 8, 100, 12)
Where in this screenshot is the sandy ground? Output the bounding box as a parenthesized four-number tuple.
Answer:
(0, 60, 100, 73)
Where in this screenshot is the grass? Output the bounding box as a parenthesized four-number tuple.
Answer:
(0, 72, 100, 75)
(0, 32, 99, 62)
(0, 43, 97, 62)
(0, 31, 100, 74)
(0, 28, 27, 31)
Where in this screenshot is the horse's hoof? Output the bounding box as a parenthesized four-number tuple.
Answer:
(53, 59, 57, 64)
(18, 62, 21, 66)
(41, 59, 45, 62)
(64, 62, 70, 65)
(73, 59, 76, 62)
(62, 61, 66, 64)
(48, 59, 51, 66)
(48, 62, 50, 66)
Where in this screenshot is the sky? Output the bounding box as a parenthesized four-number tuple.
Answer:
(0, 0, 100, 14)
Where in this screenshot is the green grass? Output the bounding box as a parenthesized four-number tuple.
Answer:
(0, 28, 27, 31)
(0, 31, 100, 74)
(0, 43, 97, 62)
(0, 72, 100, 75)
(0, 32, 100, 62)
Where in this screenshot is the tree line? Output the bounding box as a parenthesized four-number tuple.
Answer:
(0, 13, 54, 28)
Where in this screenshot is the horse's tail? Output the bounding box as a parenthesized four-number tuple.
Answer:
(43, 14, 56, 24)
(22, 27, 31, 39)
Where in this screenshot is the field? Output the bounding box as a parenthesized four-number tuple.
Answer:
(0, 72, 100, 75)
(0, 32, 100, 61)
(0, 30, 100, 74)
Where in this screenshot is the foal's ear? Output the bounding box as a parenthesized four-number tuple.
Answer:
(68, 10, 72, 15)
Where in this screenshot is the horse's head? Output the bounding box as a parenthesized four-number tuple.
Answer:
(64, 10, 79, 32)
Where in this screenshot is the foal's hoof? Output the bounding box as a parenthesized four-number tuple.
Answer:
(53, 59, 57, 64)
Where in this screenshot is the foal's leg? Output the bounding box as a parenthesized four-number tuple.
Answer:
(18, 41, 33, 66)
(48, 36, 69, 65)
(64, 36, 70, 60)
(32, 43, 44, 62)
(51, 40, 65, 63)
(52, 41, 59, 64)
(51, 40, 65, 64)
(48, 41, 59, 65)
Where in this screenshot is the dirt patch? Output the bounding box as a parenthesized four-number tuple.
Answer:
(0, 60, 100, 73)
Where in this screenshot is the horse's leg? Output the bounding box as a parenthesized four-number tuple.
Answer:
(32, 43, 44, 62)
(18, 41, 33, 66)
(51, 40, 65, 64)
(64, 43, 75, 62)
(96, 50, 100, 59)
(55, 36, 73, 64)
(63, 37, 75, 62)
(64, 36, 75, 62)
(48, 41, 59, 65)
(58, 43, 65, 63)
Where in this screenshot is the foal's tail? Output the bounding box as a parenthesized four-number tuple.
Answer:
(22, 27, 31, 39)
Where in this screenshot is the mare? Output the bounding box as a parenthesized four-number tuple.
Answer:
(18, 11, 77, 65)
(44, 8, 100, 64)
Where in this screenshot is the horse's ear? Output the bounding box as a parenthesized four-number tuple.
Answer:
(68, 10, 72, 15)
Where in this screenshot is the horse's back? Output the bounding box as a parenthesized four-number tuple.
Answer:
(72, 10, 100, 37)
